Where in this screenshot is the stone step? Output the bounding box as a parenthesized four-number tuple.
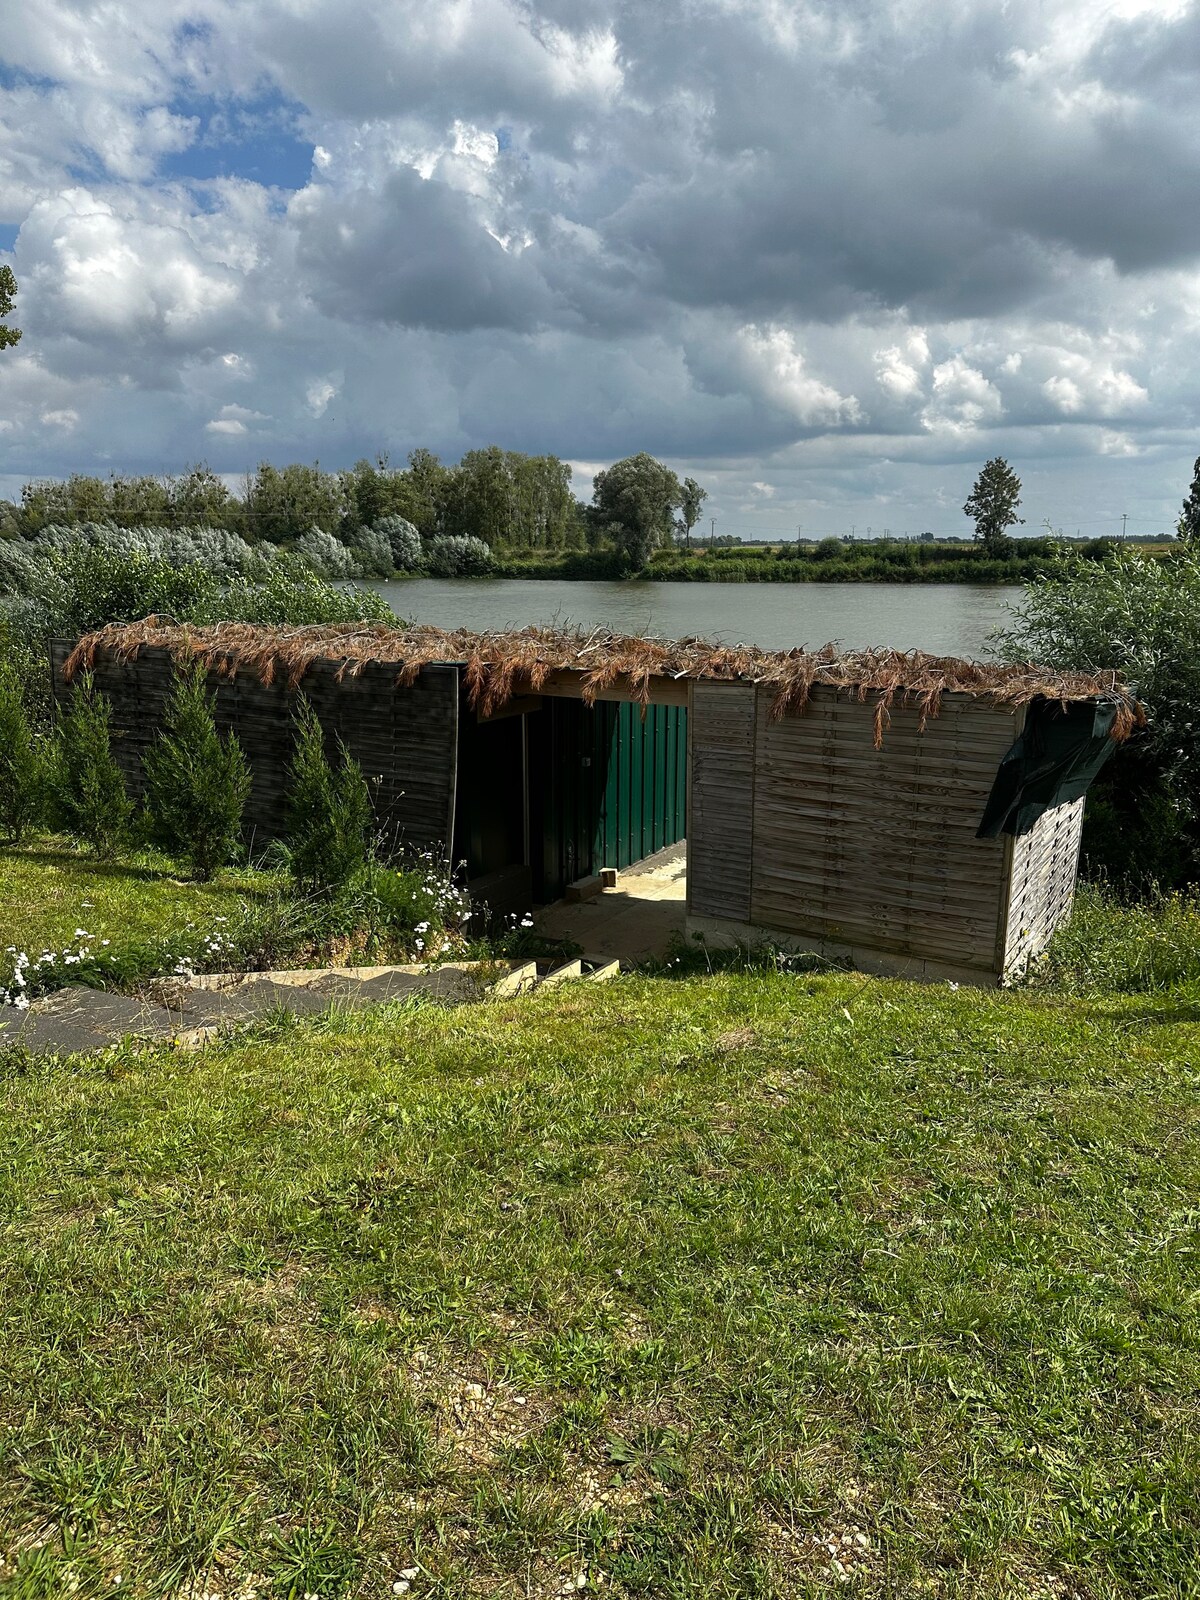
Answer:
(0, 956, 608, 1058)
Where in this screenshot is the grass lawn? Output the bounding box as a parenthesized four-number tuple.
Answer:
(0, 840, 282, 962)
(1, 970, 1198, 1597)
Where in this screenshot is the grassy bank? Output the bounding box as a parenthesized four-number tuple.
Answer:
(490, 539, 1145, 586)
(0, 840, 470, 1006)
(2, 952, 1199, 1596)
(0, 840, 281, 960)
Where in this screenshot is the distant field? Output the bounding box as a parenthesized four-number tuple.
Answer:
(494, 538, 1173, 584)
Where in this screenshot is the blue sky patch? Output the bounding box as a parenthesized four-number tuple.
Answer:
(161, 91, 314, 189)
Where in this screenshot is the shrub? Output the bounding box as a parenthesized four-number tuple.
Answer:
(328, 849, 470, 960)
(284, 699, 372, 892)
(373, 516, 423, 572)
(143, 665, 252, 880)
(343, 523, 394, 578)
(0, 660, 43, 841)
(34, 521, 277, 579)
(426, 534, 494, 577)
(47, 675, 133, 858)
(999, 547, 1200, 887)
(194, 560, 394, 627)
(7, 541, 220, 642)
(294, 527, 358, 579)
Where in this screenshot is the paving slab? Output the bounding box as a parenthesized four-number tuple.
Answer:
(4, 987, 179, 1055)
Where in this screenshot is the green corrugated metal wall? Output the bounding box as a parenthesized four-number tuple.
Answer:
(530, 699, 688, 900)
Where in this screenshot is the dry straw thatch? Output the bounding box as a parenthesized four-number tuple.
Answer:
(64, 619, 1143, 748)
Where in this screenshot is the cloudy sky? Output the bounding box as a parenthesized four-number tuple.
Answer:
(2, 0, 1200, 537)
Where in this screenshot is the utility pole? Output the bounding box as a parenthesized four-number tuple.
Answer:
(1121, 513, 1128, 540)
(709, 517, 715, 550)
(796, 524, 802, 544)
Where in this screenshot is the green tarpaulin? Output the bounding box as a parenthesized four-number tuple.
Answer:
(977, 697, 1121, 839)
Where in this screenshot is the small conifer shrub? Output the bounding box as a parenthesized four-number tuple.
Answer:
(285, 699, 372, 892)
(48, 674, 133, 857)
(144, 665, 252, 881)
(0, 661, 43, 842)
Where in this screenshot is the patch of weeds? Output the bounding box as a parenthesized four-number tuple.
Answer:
(606, 1427, 688, 1488)
(1038, 881, 1200, 992)
(266, 1525, 360, 1598)
(642, 932, 847, 980)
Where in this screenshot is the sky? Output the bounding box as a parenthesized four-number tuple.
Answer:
(2, 0, 1200, 539)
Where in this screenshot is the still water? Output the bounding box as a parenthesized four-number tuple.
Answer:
(367, 578, 1021, 657)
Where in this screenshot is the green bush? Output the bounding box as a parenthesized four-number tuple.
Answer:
(11, 542, 220, 642)
(0, 539, 394, 706)
(197, 561, 392, 627)
(425, 534, 494, 577)
(47, 675, 133, 858)
(144, 665, 252, 881)
(0, 661, 44, 842)
(373, 515, 422, 572)
(284, 699, 372, 892)
(320, 850, 470, 960)
(999, 547, 1200, 887)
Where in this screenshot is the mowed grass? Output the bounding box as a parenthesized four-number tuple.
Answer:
(1, 972, 1199, 1598)
(0, 840, 280, 959)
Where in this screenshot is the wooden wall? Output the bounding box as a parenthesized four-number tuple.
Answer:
(688, 682, 1084, 981)
(688, 683, 755, 921)
(49, 642, 460, 851)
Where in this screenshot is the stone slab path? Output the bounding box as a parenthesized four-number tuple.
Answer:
(0, 957, 615, 1057)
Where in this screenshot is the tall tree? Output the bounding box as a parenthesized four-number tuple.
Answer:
(245, 462, 345, 543)
(452, 445, 517, 548)
(1178, 456, 1200, 546)
(400, 448, 453, 539)
(592, 453, 683, 571)
(964, 458, 1024, 555)
(170, 463, 235, 529)
(107, 474, 172, 528)
(0, 266, 20, 351)
(676, 476, 708, 550)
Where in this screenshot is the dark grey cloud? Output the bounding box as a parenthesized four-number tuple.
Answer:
(294, 163, 551, 331)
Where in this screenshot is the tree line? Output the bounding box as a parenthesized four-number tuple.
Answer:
(1, 449, 710, 570)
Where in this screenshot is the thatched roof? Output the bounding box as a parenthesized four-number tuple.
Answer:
(64, 619, 1143, 747)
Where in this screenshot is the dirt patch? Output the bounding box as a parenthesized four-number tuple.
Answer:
(405, 1348, 552, 1469)
(714, 1026, 760, 1054)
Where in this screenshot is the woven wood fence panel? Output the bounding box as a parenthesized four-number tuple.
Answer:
(49, 641, 460, 851)
(747, 686, 1020, 974)
(1001, 796, 1085, 977)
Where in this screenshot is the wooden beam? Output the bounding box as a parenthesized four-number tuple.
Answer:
(536, 670, 690, 708)
(476, 695, 544, 722)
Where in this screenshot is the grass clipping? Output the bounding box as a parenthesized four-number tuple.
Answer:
(65, 619, 1143, 748)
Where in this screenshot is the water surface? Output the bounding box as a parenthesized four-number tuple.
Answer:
(368, 578, 1021, 658)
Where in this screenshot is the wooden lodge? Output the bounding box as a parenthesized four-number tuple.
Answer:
(53, 621, 1139, 985)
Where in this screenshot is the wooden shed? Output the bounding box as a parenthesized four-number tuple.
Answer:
(56, 621, 1138, 983)
(688, 681, 1097, 983)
